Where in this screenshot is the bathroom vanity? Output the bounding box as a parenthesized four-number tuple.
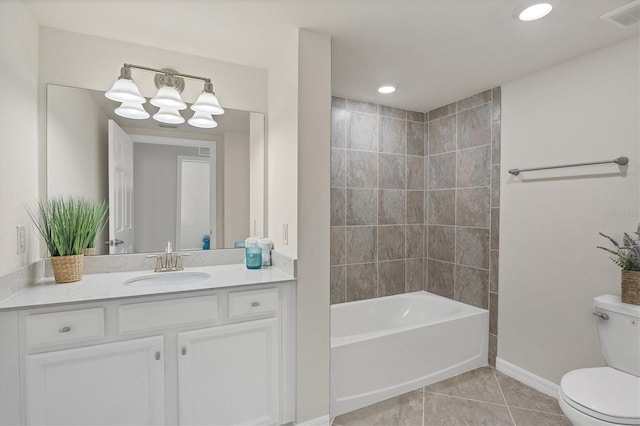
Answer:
(0, 264, 295, 426)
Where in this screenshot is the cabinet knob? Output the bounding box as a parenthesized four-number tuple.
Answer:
(155, 351, 161, 361)
(182, 347, 187, 356)
(251, 301, 260, 307)
(59, 326, 71, 333)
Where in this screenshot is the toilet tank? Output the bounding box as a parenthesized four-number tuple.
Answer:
(594, 295, 640, 377)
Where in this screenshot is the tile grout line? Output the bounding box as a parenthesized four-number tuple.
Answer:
(493, 367, 517, 426)
(423, 390, 509, 409)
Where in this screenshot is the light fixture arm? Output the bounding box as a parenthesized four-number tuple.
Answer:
(123, 63, 211, 83)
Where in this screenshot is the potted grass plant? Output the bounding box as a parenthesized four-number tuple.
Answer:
(28, 196, 108, 283)
(598, 223, 640, 305)
(82, 200, 108, 256)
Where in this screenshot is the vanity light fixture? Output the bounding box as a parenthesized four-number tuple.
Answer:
(105, 63, 224, 127)
(514, 1, 556, 21)
(378, 85, 396, 94)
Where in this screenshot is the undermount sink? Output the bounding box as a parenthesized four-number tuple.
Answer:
(124, 271, 211, 287)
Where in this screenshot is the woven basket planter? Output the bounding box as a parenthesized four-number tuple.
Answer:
(621, 270, 640, 305)
(50, 254, 84, 284)
(83, 247, 96, 256)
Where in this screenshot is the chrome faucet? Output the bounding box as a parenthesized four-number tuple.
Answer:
(146, 241, 189, 272)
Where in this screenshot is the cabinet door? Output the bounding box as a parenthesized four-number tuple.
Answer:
(178, 318, 280, 425)
(26, 336, 164, 425)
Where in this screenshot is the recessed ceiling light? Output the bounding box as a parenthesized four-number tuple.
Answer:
(517, 2, 554, 21)
(378, 85, 396, 94)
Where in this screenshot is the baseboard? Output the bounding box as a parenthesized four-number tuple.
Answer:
(495, 357, 559, 399)
(296, 415, 330, 426)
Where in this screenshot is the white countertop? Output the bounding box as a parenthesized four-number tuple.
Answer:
(0, 264, 294, 311)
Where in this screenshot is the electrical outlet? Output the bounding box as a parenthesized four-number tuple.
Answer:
(17, 225, 25, 254)
(282, 224, 288, 245)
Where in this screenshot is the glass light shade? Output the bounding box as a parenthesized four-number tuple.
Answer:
(115, 102, 150, 120)
(153, 108, 185, 124)
(518, 3, 553, 21)
(150, 86, 187, 110)
(191, 91, 225, 115)
(105, 78, 145, 103)
(188, 112, 218, 129)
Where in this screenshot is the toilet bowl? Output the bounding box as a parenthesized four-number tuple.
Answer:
(559, 295, 640, 426)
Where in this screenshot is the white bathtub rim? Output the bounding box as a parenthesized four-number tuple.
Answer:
(331, 291, 488, 348)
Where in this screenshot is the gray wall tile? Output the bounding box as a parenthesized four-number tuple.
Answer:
(406, 258, 424, 292)
(331, 148, 346, 188)
(346, 188, 378, 226)
(378, 189, 405, 225)
(457, 145, 491, 188)
(346, 150, 377, 188)
(457, 89, 492, 111)
(378, 260, 406, 296)
(331, 96, 346, 109)
(347, 99, 378, 114)
(379, 153, 406, 189)
(330, 226, 345, 265)
(407, 156, 425, 190)
(457, 103, 491, 149)
(379, 117, 407, 154)
(455, 227, 490, 269)
(427, 259, 454, 299)
(429, 152, 456, 189)
(406, 224, 424, 258)
(348, 112, 378, 151)
(428, 225, 455, 263)
(491, 208, 500, 250)
(492, 87, 501, 122)
(331, 108, 348, 148)
(406, 191, 424, 224)
(428, 190, 455, 225)
(330, 265, 346, 304)
(346, 263, 377, 301)
(490, 291, 498, 335)
(429, 102, 456, 120)
(379, 105, 407, 119)
(455, 265, 489, 309)
(407, 110, 425, 122)
(491, 164, 500, 207)
(428, 115, 456, 154)
(489, 333, 497, 367)
(490, 249, 499, 292)
(378, 225, 405, 261)
(331, 188, 345, 226)
(346, 226, 377, 263)
(407, 121, 425, 156)
(492, 121, 501, 165)
(456, 187, 490, 227)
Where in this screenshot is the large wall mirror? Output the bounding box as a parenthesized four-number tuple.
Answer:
(46, 84, 265, 255)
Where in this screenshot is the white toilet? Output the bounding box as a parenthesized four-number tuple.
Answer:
(559, 295, 640, 425)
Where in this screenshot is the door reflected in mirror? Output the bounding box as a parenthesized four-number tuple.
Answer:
(47, 84, 265, 255)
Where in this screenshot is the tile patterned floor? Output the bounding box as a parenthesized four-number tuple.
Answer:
(333, 367, 571, 426)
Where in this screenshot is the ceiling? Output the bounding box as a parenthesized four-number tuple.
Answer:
(26, 0, 638, 112)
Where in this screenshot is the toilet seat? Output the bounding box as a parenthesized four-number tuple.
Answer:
(560, 367, 640, 425)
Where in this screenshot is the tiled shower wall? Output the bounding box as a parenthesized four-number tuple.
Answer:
(330, 89, 501, 365)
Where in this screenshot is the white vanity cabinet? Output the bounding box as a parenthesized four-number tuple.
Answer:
(1, 280, 295, 426)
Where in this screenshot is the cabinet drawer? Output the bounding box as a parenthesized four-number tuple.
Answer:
(119, 296, 218, 335)
(25, 308, 104, 350)
(228, 288, 279, 320)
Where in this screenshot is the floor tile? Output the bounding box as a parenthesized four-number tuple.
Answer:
(423, 393, 513, 426)
(495, 371, 564, 415)
(510, 408, 571, 426)
(334, 390, 424, 426)
(424, 366, 505, 405)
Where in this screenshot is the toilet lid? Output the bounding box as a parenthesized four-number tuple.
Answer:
(561, 367, 640, 425)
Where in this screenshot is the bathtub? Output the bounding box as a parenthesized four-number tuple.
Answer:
(330, 291, 489, 416)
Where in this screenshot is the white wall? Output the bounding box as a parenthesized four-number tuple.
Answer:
(499, 37, 639, 384)
(0, 1, 40, 275)
(250, 112, 266, 238)
(267, 30, 299, 258)
(295, 29, 331, 422)
(223, 132, 250, 247)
